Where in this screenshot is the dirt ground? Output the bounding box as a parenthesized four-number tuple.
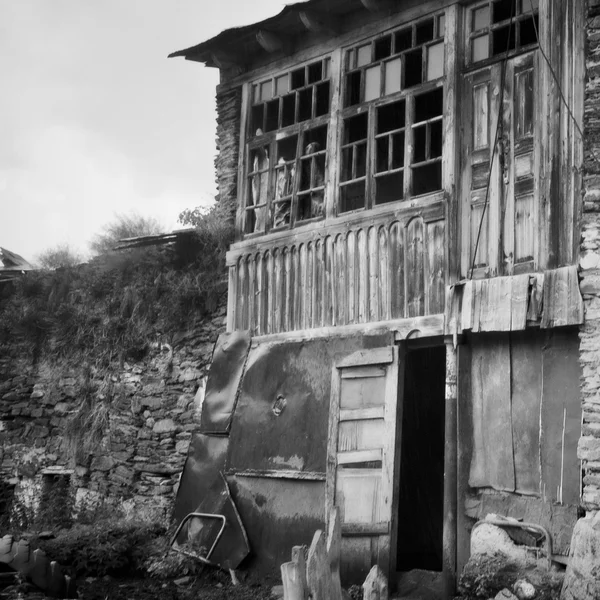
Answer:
(1, 570, 274, 600)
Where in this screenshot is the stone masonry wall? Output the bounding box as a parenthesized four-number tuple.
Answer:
(0, 299, 226, 523)
(579, 0, 600, 512)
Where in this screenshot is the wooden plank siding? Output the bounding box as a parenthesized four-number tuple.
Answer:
(227, 215, 446, 334)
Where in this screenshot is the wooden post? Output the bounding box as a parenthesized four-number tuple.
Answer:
(281, 561, 306, 600)
(362, 565, 388, 600)
(327, 508, 343, 600)
(443, 338, 458, 598)
(291, 546, 309, 600)
(307, 530, 329, 600)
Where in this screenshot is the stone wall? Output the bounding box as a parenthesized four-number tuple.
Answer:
(578, 0, 600, 512)
(0, 300, 226, 523)
(215, 85, 242, 221)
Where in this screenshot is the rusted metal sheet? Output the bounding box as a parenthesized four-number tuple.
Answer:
(200, 331, 251, 434)
(227, 475, 325, 574)
(172, 433, 229, 525)
(227, 334, 392, 475)
(171, 433, 250, 570)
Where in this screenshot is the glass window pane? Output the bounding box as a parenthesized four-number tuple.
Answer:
(437, 14, 446, 37)
(357, 44, 372, 67)
(521, 0, 539, 13)
(261, 80, 273, 101)
(384, 58, 402, 95)
(276, 75, 289, 96)
(253, 84, 260, 104)
(365, 66, 382, 102)
(473, 6, 490, 30)
(472, 34, 490, 62)
(427, 42, 444, 81)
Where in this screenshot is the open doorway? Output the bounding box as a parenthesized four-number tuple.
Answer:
(396, 345, 446, 572)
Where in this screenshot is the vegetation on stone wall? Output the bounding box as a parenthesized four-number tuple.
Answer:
(0, 203, 232, 368)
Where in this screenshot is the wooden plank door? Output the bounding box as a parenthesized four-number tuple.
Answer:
(326, 346, 403, 583)
(460, 51, 537, 278)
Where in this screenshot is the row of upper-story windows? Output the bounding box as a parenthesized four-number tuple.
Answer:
(241, 0, 539, 238)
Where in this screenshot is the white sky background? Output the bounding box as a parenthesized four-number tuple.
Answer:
(0, 0, 286, 262)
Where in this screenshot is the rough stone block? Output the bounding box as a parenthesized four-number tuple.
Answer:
(579, 437, 600, 461)
(91, 456, 115, 472)
(561, 512, 600, 599)
(153, 418, 177, 434)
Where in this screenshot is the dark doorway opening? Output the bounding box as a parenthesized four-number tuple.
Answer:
(396, 345, 445, 572)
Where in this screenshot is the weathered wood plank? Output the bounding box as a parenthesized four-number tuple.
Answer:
(406, 218, 425, 317)
(337, 347, 394, 368)
(378, 227, 390, 322)
(389, 222, 403, 319)
(426, 220, 445, 315)
(358, 228, 369, 324)
(337, 449, 383, 465)
(369, 226, 380, 322)
(339, 407, 385, 422)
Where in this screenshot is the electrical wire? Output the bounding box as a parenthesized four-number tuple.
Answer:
(526, 2, 584, 140)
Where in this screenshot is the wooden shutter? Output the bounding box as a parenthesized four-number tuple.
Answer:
(461, 51, 537, 278)
(326, 346, 403, 582)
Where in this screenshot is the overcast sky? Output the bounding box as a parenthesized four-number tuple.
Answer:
(0, 0, 286, 263)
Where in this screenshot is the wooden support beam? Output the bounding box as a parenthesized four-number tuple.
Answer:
(298, 10, 339, 35)
(256, 29, 289, 54)
(209, 52, 243, 76)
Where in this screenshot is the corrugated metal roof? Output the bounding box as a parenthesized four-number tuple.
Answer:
(168, 0, 364, 68)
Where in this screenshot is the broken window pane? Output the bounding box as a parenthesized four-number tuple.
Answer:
(308, 61, 323, 83)
(340, 181, 365, 212)
(430, 120, 443, 158)
(413, 162, 442, 195)
(315, 81, 331, 116)
(375, 35, 392, 61)
(251, 104, 264, 136)
(265, 99, 280, 132)
(375, 171, 404, 204)
(493, 0, 516, 23)
(305, 125, 328, 150)
(342, 147, 354, 182)
(416, 19, 434, 45)
(377, 100, 405, 133)
(413, 125, 427, 163)
(394, 28, 413, 52)
(384, 58, 402, 95)
(345, 113, 369, 143)
(355, 143, 367, 178)
(427, 42, 444, 81)
(365, 65, 382, 102)
(345, 71, 362, 107)
(472, 34, 490, 62)
(291, 68, 305, 90)
(298, 88, 313, 122)
(392, 132, 405, 168)
(376, 137, 390, 173)
(357, 44, 372, 67)
(519, 14, 539, 46)
(281, 93, 296, 127)
(493, 24, 516, 55)
(415, 88, 443, 122)
(404, 48, 423, 88)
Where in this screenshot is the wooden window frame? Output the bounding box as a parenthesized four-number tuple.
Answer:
(242, 57, 332, 238)
(338, 11, 447, 216)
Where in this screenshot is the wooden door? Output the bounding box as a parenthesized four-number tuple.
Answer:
(460, 51, 537, 278)
(326, 345, 403, 582)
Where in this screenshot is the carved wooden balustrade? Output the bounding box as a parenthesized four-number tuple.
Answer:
(226, 205, 446, 335)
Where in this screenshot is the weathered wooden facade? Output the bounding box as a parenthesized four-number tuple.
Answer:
(170, 0, 595, 595)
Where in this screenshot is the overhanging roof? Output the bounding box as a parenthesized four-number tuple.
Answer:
(168, 0, 367, 69)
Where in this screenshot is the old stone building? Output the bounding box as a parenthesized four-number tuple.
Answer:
(167, 0, 600, 596)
